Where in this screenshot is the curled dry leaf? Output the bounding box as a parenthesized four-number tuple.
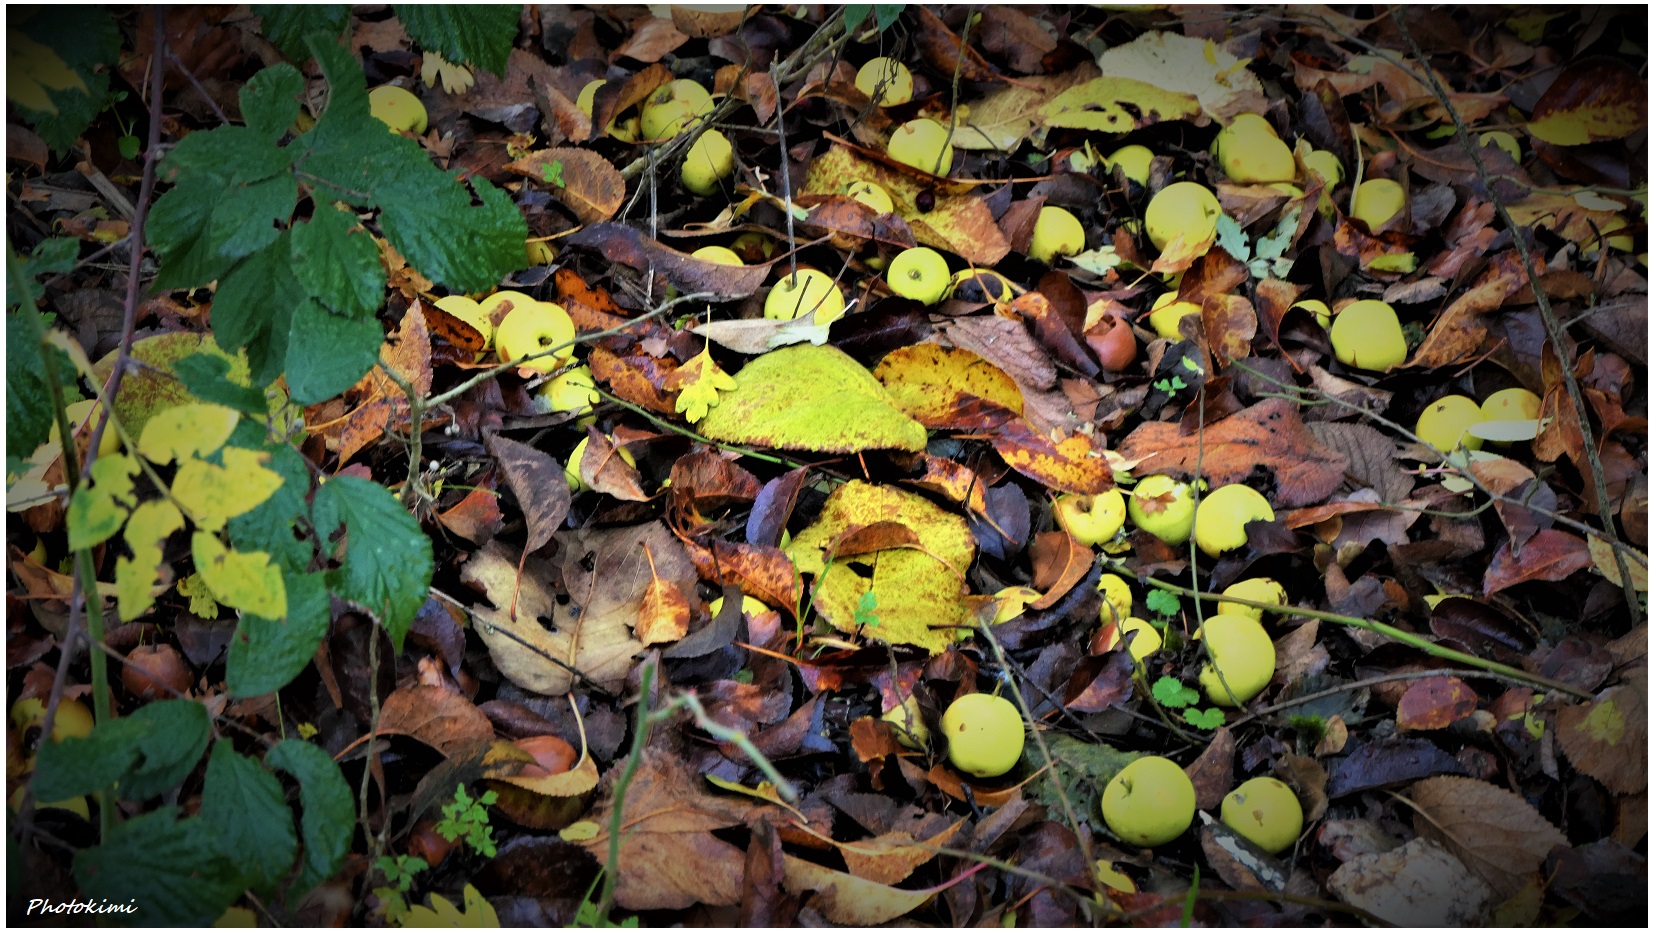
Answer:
(1119, 399, 1349, 507)
(1482, 529, 1592, 596)
(375, 685, 494, 758)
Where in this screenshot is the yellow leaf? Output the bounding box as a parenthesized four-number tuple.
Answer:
(420, 50, 475, 96)
(172, 447, 283, 530)
(176, 572, 221, 617)
(1586, 536, 1647, 592)
(1042, 75, 1202, 133)
(192, 531, 286, 619)
(66, 453, 140, 550)
(400, 884, 498, 928)
(698, 344, 927, 454)
(666, 348, 736, 424)
(137, 403, 240, 465)
(782, 854, 936, 925)
(786, 481, 975, 654)
(558, 820, 601, 842)
(6, 29, 87, 115)
(116, 500, 185, 621)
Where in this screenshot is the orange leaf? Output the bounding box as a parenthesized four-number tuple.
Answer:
(1396, 676, 1479, 731)
(637, 545, 691, 646)
(990, 421, 1116, 495)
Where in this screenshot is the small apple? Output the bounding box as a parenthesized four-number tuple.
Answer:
(1100, 756, 1195, 847)
(1101, 144, 1153, 186)
(1290, 298, 1332, 329)
(1328, 299, 1408, 372)
(691, 245, 743, 265)
(1221, 776, 1304, 854)
(534, 366, 601, 417)
(1101, 616, 1162, 662)
(1351, 178, 1405, 231)
(764, 269, 845, 323)
(1097, 573, 1133, 625)
(682, 129, 735, 196)
(1196, 613, 1275, 707)
(1416, 395, 1483, 453)
(942, 692, 1023, 779)
(1147, 292, 1201, 340)
(855, 57, 914, 106)
(949, 267, 1016, 304)
(1216, 577, 1286, 622)
(1054, 489, 1127, 547)
(991, 585, 1042, 624)
(888, 119, 954, 176)
(1215, 117, 1295, 184)
(1127, 475, 1197, 545)
(1029, 206, 1086, 264)
(1145, 182, 1222, 252)
(1193, 484, 1274, 558)
(495, 301, 577, 373)
(120, 644, 193, 700)
(845, 180, 894, 214)
(886, 247, 951, 304)
(369, 85, 427, 134)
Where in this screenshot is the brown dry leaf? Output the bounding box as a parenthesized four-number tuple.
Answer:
(580, 427, 649, 501)
(579, 748, 764, 910)
(567, 223, 771, 301)
(376, 685, 493, 758)
(1555, 684, 1646, 795)
(1526, 59, 1647, 146)
(485, 434, 569, 553)
(506, 148, 625, 224)
(912, 6, 999, 83)
(1118, 399, 1348, 507)
(463, 533, 645, 696)
(941, 316, 1057, 391)
(589, 343, 681, 415)
(976, 7, 1056, 74)
(1307, 422, 1414, 504)
(1327, 837, 1493, 926)
(636, 545, 691, 646)
(683, 538, 802, 620)
(1410, 775, 1568, 901)
(781, 854, 936, 925)
(435, 484, 504, 545)
(1468, 457, 1555, 553)
(1408, 251, 1534, 369)
(837, 818, 965, 886)
(1202, 293, 1256, 365)
(331, 304, 434, 465)
(1396, 676, 1479, 731)
(611, 16, 688, 63)
(1187, 726, 1236, 811)
(904, 454, 989, 515)
(671, 5, 745, 38)
(1027, 531, 1093, 611)
(1482, 529, 1592, 596)
(801, 144, 1009, 265)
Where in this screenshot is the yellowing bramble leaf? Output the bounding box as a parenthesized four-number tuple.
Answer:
(116, 499, 185, 621)
(176, 572, 221, 617)
(172, 447, 283, 531)
(400, 884, 498, 928)
(6, 29, 87, 114)
(699, 344, 927, 454)
(192, 531, 286, 619)
(66, 453, 140, 550)
(137, 403, 239, 465)
(666, 348, 736, 424)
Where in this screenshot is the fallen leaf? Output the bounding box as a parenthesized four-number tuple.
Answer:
(1408, 252, 1534, 369)
(1118, 399, 1348, 507)
(611, 16, 688, 64)
(1526, 59, 1647, 146)
(836, 818, 965, 885)
(698, 344, 928, 454)
(376, 685, 493, 758)
(781, 854, 936, 925)
(873, 344, 1025, 429)
(1396, 676, 1479, 731)
(991, 421, 1117, 496)
(1410, 775, 1568, 901)
(506, 148, 625, 224)
(486, 434, 569, 552)
(567, 223, 771, 300)
(636, 545, 691, 646)
(1482, 529, 1592, 596)
(1327, 837, 1492, 926)
(1555, 684, 1646, 795)
(1094, 31, 1265, 120)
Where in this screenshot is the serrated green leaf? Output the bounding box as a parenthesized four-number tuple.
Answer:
(1255, 209, 1300, 261)
(116, 698, 212, 800)
(313, 475, 433, 652)
(283, 298, 385, 404)
(74, 808, 243, 927)
(66, 453, 139, 550)
(290, 203, 386, 318)
(1213, 213, 1250, 263)
(6, 313, 68, 462)
(173, 352, 270, 415)
(228, 570, 329, 697)
(229, 443, 316, 574)
(208, 173, 299, 260)
(253, 5, 352, 63)
(33, 716, 149, 800)
(9, 238, 79, 309)
(1184, 707, 1226, 729)
(240, 60, 307, 138)
(209, 236, 305, 376)
(202, 741, 298, 893)
(266, 739, 354, 897)
(397, 5, 519, 76)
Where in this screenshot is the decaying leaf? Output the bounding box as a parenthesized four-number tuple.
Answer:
(1555, 685, 1646, 795)
(781, 854, 937, 925)
(1118, 399, 1348, 507)
(1327, 837, 1493, 926)
(1526, 59, 1647, 146)
(506, 147, 626, 224)
(1410, 775, 1568, 901)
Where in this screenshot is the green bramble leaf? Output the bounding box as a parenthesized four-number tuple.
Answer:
(397, 5, 520, 76)
(290, 203, 387, 319)
(201, 741, 298, 893)
(73, 808, 243, 926)
(266, 739, 354, 898)
(10, 8, 120, 154)
(227, 570, 329, 698)
(312, 475, 434, 652)
(252, 5, 352, 62)
(1152, 676, 1199, 709)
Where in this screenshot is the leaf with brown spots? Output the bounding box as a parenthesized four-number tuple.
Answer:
(1408, 252, 1534, 369)
(1555, 685, 1646, 795)
(507, 148, 625, 224)
(376, 685, 493, 759)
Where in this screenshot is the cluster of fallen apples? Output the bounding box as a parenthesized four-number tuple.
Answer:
(356, 47, 1600, 861)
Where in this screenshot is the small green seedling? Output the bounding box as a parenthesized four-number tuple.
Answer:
(436, 783, 499, 858)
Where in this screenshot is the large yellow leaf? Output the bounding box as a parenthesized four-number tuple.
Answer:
(65, 453, 140, 550)
(698, 345, 927, 454)
(873, 344, 1024, 428)
(192, 531, 286, 619)
(94, 333, 255, 444)
(171, 448, 284, 531)
(1041, 76, 1201, 133)
(137, 403, 239, 465)
(787, 481, 975, 654)
(116, 499, 185, 621)
(949, 66, 1100, 151)
(1094, 31, 1264, 120)
(1526, 60, 1646, 146)
(782, 854, 936, 925)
